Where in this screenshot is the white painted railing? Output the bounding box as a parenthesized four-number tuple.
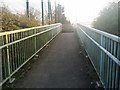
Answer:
(76, 24, 120, 89)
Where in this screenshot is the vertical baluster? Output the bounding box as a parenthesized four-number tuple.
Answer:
(109, 40, 114, 88)
(2, 35, 7, 79)
(27, 31, 29, 58)
(106, 39, 111, 87)
(38, 32, 40, 50)
(100, 35, 103, 78)
(6, 34, 13, 83)
(31, 30, 34, 55)
(104, 37, 107, 87)
(22, 32, 25, 63)
(111, 41, 117, 88)
(10, 34, 13, 72)
(23, 32, 25, 61)
(36, 30, 38, 51)
(16, 33, 19, 68)
(16, 33, 19, 69)
(0, 36, 3, 87)
(102, 37, 106, 85)
(19, 32, 22, 66)
(115, 43, 119, 88)
(118, 39, 120, 89)
(20, 32, 23, 64)
(8, 34, 12, 74)
(34, 29, 37, 53)
(31, 30, 33, 56)
(12, 34, 15, 71)
(115, 42, 120, 88)
(18, 32, 21, 67)
(28, 30, 31, 57)
(24, 31, 27, 60)
(105, 38, 109, 87)
(26, 31, 29, 59)
(14, 33, 17, 69)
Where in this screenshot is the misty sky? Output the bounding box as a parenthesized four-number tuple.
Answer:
(1, 0, 115, 25)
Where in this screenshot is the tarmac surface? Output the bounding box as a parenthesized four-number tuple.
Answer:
(14, 32, 96, 88)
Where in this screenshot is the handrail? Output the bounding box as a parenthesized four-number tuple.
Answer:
(0, 25, 61, 49)
(76, 24, 120, 89)
(78, 24, 120, 42)
(0, 23, 62, 86)
(0, 23, 60, 36)
(78, 26, 120, 66)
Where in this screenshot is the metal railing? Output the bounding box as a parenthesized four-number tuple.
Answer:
(76, 24, 120, 89)
(0, 23, 62, 86)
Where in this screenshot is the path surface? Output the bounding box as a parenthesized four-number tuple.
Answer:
(14, 32, 93, 88)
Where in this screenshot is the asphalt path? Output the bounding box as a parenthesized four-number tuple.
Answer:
(14, 32, 94, 88)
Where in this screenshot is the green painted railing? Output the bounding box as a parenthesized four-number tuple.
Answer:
(76, 24, 120, 89)
(0, 23, 62, 86)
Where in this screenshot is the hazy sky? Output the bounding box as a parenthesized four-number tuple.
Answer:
(1, 0, 115, 24)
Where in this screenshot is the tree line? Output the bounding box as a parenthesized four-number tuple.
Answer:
(1, 2, 71, 32)
(92, 1, 119, 36)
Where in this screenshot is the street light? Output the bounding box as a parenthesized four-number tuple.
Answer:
(26, 0, 29, 18)
(48, 0, 52, 24)
(41, 0, 44, 25)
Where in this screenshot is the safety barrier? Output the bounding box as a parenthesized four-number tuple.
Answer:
(0, 23, 62, 86)
(76, 24, 120, 89)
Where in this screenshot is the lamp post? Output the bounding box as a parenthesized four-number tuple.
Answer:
(48, 0, 50, 24)
(48, 0, 52, 24)
(55, 1, 57, 23)
(26, 0, 29, 18)
(41, 0, 44, 25)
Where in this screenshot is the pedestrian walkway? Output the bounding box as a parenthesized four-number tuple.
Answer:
(14, 32, 96, 88)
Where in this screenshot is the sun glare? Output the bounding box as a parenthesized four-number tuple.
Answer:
(57, 0, 114, 25)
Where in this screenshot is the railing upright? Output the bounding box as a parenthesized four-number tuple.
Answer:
(76, 24, 120, 89)
(0, 23, 62, 86)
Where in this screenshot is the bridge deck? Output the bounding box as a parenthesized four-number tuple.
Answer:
(14, 32, 97, 88)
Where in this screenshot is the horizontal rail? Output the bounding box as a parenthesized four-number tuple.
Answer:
(0, 25, 61, 49)
(0, 23, 60, 36)
(76, 24, 120, 89)
(0, 23, 62, 86)
(78, 24, 120, 42)
(78, 26, 120, 66)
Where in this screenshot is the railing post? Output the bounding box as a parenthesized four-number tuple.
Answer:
(34, 29, 37, 52)
(6, 35, 15, 83)
(100, 35, 103, 82)
(0, 23, 61, 86)
(5, 35, 9, 79)
(77, 24, 120, 89)
(0, 60, 1, 89)
(6, 35, 11, 82)
(0, 39, 2, 89)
